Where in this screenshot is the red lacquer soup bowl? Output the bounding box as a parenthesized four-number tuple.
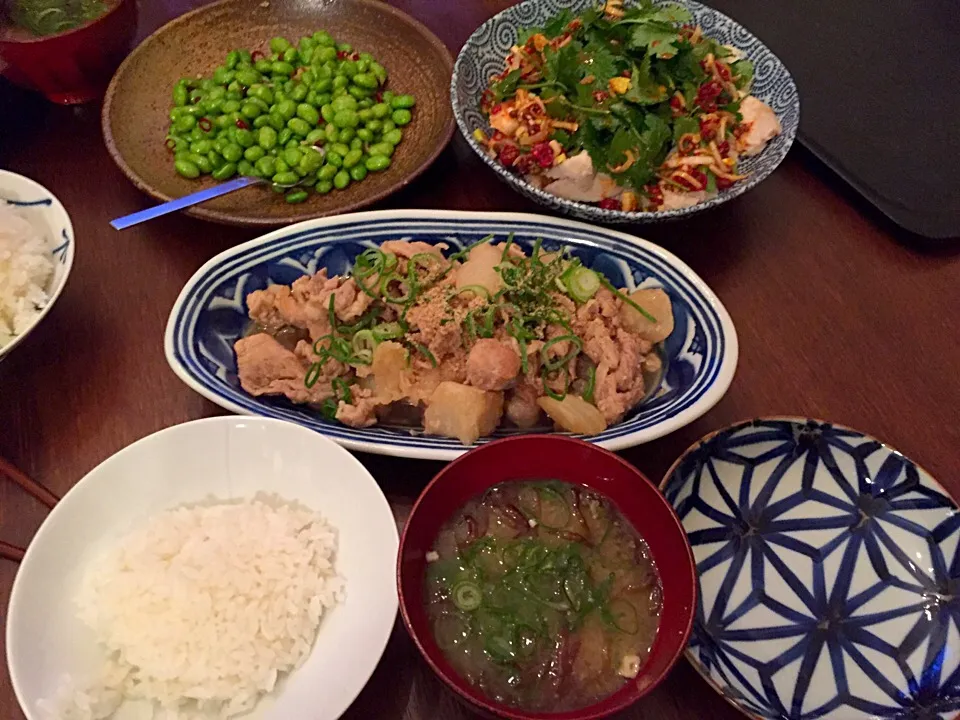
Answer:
(397, 436, 696, 720)
(0, 0, 137, 104)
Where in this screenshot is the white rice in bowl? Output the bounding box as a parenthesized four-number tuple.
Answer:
(39, 494, 344, 720)
(0, 203, 54, 348)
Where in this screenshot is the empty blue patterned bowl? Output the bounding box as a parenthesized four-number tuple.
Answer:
(661, 418, 960, 720)
(451, 0, 800, 223)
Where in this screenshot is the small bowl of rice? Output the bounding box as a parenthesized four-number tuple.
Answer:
(0, 169, 74, 362)
(5, 416, 399, 720)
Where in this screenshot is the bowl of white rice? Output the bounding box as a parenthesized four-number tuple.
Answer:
(0, 169, 74, 362)
(5, 416, 399, 720)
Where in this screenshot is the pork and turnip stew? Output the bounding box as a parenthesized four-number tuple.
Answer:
(234, 236, 674, 444)
(424, 480, 662, 711)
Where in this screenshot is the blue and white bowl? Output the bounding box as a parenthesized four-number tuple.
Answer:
(164, 209, 738, 460)
(0, 170, 74, 363)
(451, 0, 800, 223)
(661, 418, 960, 720)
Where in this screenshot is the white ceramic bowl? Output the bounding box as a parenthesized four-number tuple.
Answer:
(0, 170, 75, 362)
(5, 417, 399, 720)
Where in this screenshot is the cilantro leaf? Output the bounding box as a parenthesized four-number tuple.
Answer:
(629, 21, 681, 58)
(574, 120, 609, 176)
(490, 69, 522, 101)
(650, 4, 692, 24)
(518, 27, 536, 45)
(543, 8, 573, 38)
(543, 42, 581, 89)
(672, 115, 699, 142)
(622, 57, 665, 105)
(705, 169, 717, 194)
(584, 42, 619, 87)
(732, 59, 754, 89)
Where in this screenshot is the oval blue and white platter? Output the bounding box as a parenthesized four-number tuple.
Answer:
(662, 418, 960, 720)
(165, 209, 738, 460)
(452, 0, 800, 223)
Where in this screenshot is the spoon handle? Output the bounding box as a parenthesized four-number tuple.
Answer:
(110, 176, 261, 230)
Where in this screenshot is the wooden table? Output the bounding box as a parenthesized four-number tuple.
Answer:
(1, 1, 958, 718)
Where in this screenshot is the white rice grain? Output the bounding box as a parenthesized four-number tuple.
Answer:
(0, 203, 54, 348)
(40, 494, 343, 719)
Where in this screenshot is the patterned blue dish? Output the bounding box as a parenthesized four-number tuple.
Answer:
(661, 418, 960, 720)
(0, 170, 75, 363)
(164, 209, 738, 460)
(451, 0, 800, 223)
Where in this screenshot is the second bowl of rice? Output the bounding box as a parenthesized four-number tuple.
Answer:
(0, 169, 74, 362)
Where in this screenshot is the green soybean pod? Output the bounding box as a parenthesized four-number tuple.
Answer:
(287, 118, 311, 136)
(255, 155, 277, 177)
(342, 148, 363, 168)
(300, 46, 314, 64)
(272, 170, 300, 186)
(237, 159, 256, 176)
(233, 128, 255, 148)
(208, 150, 226, 169)
(391, 109, 412, 126)
(277, 127, 293, 146)
(336, 41, 353, 52)
(331, 95, 358, 112)
(325, 151, 343, 168)
(256, 126, 277, 150)
(314, 92, 332, 107)
(339, 127, 356, 143)
(297, 103, 320, 125)
(383, 128, 403, 146)
(333, 169, 350, 190)
(299, 35, 316, 52)
(212, 162, 237, 180)
(314, 77, 333, 93)
(333, 109, 359, 128)
(332, 74, 349, 90)
(365, 119, 382, 134)
(190, 139, 213, 154)
(221, 143, 243, 163)
(285, 138, 300, 150)
(174, 158, 200, 178)
(276, 99, 297, 120)
(252, 114, 271, 129)
(349, 137, 363, 151)
(282, 47, 299, 64)
(283, 146, 303, 167)
(275, 158, 290, 173)
(290, 83, 308, 102)
(356, 128, 373, 143)
(365, 154, 391, 172)
(356, 58, 370, 73)
(175, 114, 197, 133)
(221, 99, 242, 114)
(235, 68, 260, 86)
(330, 142, 351, 157)
(357, 108, 372, 122)
(325, 124, 340, 143)
(390, 94, 416, 109)
(305, 128, 327, 145)
(369, 142, 394, 158)
(369, 61, 387, 84)
(255, 58, 274, 74)
(349, 163, 368, 182)
(190, 153, 213, 173)
(272, 61, 295, 76)
(269, 36, 291, 53)
(316, 179, 334, 194)
(316, 46, 337, 62)
(173, 83, 188, 107)
(225, 50, 240, 69)
(357, 98, 373, 110)
(381, 119, 396, 134)
(352, 73, 378, 89)
(320, 103, 335, 124)
(305, 90, 321, 107)
(347, 86, 369, 100)
(371, 102, 390, 119)
(313, 30, 334, 46)
(285, 189, 309, 204)
(340, 60, 358, 78)
(212, 66, 232, 85)
(318, 164, 338, 181)
(244, 145, 265, 162)
(298, 148, 324, 175)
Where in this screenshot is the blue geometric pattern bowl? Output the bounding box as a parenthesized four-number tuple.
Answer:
(661, 418, 960, 720)
(164, 209, 738, 460)
(0, 170, 74, 363)
(451, 0, 800, 223)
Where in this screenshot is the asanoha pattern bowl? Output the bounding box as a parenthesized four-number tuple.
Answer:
(0, 170, 75, 363)
(164, 209, 738, 460)
(451, 0, 800, 223)
(661, 418, 960, 720)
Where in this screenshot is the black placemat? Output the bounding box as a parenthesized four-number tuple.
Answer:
(707, 0, 960, 239)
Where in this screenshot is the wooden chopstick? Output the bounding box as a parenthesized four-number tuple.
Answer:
(0, 456, 59, 509)
(0, 540, 25, 563)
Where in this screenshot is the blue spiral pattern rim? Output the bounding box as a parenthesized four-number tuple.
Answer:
(166, 212, 737, 458)
(451, 0, 800, 224)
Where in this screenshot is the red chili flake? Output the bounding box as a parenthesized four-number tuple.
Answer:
(498, 143, 520, 167)
(716, 175, 734, 190)
(235, 118, 249, 130)
(198, 117, 213, 133)
(717, 140, 730, 155)
(567, 18, 582, 31)
(669, 95, 684, 111)
(531, 141, 554, 168)
(350, 52, 360, 61)
(691, 169, 708, 189)
(645, 184, 664, 207)
(164, 138, 177, 152)
(716, 63, 731, 81)
(592, 90, 609, 103)
(528, 122, 542, 135)
(336, 50, 348, 60)
(374, 90, 383, 103)
(699, 117, 717, 141)
(491, 130, 506, 142)
(621, 70, 632, 78)
(490, 103, 502, 115)
(598, 198, 620, 211)
(251, 50, 264, 61)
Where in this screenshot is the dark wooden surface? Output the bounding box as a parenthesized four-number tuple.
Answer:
(1, 1, 958, 719)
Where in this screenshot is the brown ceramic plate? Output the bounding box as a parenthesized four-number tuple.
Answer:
(102, 0, 454, 227)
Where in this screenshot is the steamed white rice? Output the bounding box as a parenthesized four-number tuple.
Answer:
(0, 203, 54, 348)
(39, 495, 344, 720)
